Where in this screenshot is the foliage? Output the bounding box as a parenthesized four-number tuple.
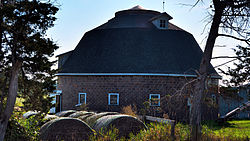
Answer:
(89, 126, 125, 141)
(19, 78, 55, 113)
(5, 110, 47, 141)
(139, 101, 162, 117)
(88, 120, 250, 141)
(0, 0, 59, 79)
(129, 122, 172, 141)
(14, 98, 24, 108)
(219, 86, 244, 101)
(4, 113, 30, 141)
(0, 0, 58, 138)
(0, 0, 58, 107)
(18, 114, 46, 140)
(5, 110, 250, 141)
(219, 46, 249, 86)
(139, 101, 150, 116)
(121, 105, 137, 117)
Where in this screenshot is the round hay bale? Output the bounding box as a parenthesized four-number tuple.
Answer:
(84, 112, 119, 127)
(94, 114, 147, 138)
(78, 112, 96, 121)
(55, 110, 77, 117)
(44, 115, 58, 121)
(40, 117, 94, 141)
(23, 111, 39, 119)
(68, 111, 93, 118)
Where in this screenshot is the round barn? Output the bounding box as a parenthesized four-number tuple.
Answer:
(55, 6, 220, 121)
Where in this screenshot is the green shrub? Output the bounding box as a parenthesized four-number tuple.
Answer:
(89, 126, 126, 141)
(129, 122, 172, 141)
(5, 111, 47, 141)
(18, 114, 46, 140)
(5, 117, 31, 141)
(89, 120, 250, 141)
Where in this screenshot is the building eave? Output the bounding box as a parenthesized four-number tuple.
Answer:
(56, 73, 221, 79)
(56, 50, 74, 57)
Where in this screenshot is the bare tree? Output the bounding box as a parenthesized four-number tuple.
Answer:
(190, 0, 249, 140)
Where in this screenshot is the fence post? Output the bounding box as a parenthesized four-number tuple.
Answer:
(170, 120, 176, 141)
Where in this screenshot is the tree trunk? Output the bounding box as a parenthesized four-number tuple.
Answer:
(0, 61, 21, 141)
(190, 1, 225, 141)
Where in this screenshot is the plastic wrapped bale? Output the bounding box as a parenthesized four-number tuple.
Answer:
(23, 111, 39, 119)
(55, 110, 77, 117)
(93, 115, 147, 138)
(40, 117, 94, 141)
(84, 112, 119, 127)
(78, 112, 95, 121)
(68, 111, 94, 118)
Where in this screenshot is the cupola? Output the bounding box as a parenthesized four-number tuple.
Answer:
(149, 12, 173, 29)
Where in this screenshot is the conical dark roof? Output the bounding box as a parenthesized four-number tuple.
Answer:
(58, 6, 218, 77)
(95, 5, 181, 30)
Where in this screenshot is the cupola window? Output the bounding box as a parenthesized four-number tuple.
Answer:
(150, 13, 173, 30)
(160, 20, 166, 28)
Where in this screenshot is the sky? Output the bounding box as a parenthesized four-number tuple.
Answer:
(47, 0, 244, 80)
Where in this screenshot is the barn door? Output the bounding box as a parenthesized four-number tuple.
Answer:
(55, 95, 61, 113)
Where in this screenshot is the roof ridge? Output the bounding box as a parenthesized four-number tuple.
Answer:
(129, 5, 146, 10)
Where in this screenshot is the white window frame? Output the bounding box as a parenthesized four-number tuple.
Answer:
(149, 94, 160, 106)
(78, 93, 87, 104)
(108, 93, 119, 105)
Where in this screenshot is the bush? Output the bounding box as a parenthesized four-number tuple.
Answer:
(5, 116, 30, 141)
(89, 120, 250, 141)
(129, 122, 172, 141)
(5, 110, 47, 141)
(121, 105, 137, 117)
(89, 126, 126, 141)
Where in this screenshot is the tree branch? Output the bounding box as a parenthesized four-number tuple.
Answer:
(218, 34, 250, 45)
(226, 1, 250, 9)
(174, 78, 197, 96)
(212, 56, 248, 59)
(214, 58, 237, 68)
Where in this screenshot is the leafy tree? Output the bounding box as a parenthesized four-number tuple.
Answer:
(0, 0, 58, 140)
(19, 69, 56, 113)
(219, 46, 249, 86)
(190, 0, 249, 140)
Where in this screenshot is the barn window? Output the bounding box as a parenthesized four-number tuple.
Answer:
(187, 97, 191, 106)
(108, 93, 119, 105)
(160, 20, 166, 28)
(212, 94, 216, 104)
(187, 97, 192, 113)
(149, 94, 160, 106)
(78, 93, 86, 104)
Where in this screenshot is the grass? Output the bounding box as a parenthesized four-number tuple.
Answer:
(90, 120, 250, 141)
(204, 120, 250, 138)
